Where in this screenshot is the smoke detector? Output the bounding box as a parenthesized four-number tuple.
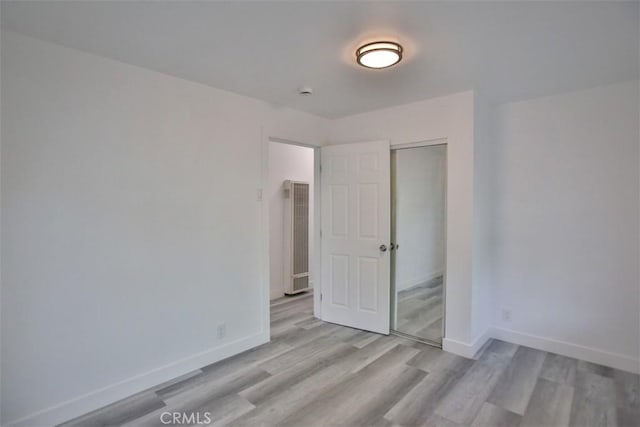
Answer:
(298, 86, 313, 96)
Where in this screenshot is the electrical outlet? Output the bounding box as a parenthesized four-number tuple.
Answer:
(217, 323, 227, 340)
(501, 309, 512, 322)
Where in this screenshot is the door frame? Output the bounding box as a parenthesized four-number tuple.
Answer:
(260, 136, 322, 339)
(390, 138, 448, 345)
(261, 136, 448, 340)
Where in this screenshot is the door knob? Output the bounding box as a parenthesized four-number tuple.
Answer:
(379, 244, 387, 252)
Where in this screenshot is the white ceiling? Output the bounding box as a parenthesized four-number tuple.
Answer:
(2, 1, 638, 118)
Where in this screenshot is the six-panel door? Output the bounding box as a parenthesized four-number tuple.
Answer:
(321, 140, 390, 334)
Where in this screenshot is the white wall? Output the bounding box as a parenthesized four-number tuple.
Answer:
(471, 93, 497, 344)
(0, 27, 3, 427)
(330, 91, 479, 353)
(0, 31, 328, 426)
(3, 27, 638, 427)
(492, 80, 640, 372)
(268, 142, 314, 300)
(394, 146, 446, 291)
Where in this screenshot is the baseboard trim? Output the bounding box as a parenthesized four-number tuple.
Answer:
(397, 270, 444, 293)
(270, 291, 284, 300)
(443, 327, 492, 359)
(270, 281, 315, 300)
(491, 327, 640, 374)
(4, 330, 270, 427)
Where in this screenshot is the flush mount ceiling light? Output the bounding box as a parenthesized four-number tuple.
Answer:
(356, 41, 403, 69)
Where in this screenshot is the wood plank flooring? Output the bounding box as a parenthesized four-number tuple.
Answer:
(395, 276, 443, 343)
(61, 292, 639, 427)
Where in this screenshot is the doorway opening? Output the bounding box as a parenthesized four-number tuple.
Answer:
(390, 143, 447, 347)
(266, 139, 316, 334)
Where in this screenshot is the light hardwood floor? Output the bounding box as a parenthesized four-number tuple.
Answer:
(61, 292, 639, 426)
(395, 276, 443, 343)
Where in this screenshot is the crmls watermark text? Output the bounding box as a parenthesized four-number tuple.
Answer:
(160, 411, 212, 425)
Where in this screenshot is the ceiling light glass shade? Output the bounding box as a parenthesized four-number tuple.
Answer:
(356, 41, 403, 69)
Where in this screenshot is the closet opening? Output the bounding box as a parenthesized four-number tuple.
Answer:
(390, 143, 447, 347)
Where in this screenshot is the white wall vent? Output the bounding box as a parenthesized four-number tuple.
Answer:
(283, 180, 311, 295)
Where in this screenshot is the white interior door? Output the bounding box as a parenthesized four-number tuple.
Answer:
(321, 140, 390, 334)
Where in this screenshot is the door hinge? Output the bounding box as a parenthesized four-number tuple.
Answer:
(320, 229, 323, 238)
(320, 293, 323, 301)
